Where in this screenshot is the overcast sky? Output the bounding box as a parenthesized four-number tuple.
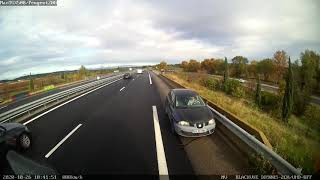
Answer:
(0, 0, 319, 80)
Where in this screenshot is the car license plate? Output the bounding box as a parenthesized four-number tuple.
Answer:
(192, 129, 207, 134)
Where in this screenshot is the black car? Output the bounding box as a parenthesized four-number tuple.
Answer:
(0, 123, 32, 156)
(123, 73, 132, 79)
(165, 89, 216, 137)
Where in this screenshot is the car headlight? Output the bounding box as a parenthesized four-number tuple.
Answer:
(208, 119, 215, 125)
(178, 121, 190, 126)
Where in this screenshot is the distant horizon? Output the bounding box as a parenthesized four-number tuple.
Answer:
(0, 63, 155, 81)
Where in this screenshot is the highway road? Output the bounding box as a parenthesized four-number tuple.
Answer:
(1, 71, 253, 176)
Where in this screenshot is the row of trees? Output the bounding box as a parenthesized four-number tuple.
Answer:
(177, 49, 319, 122)
(180, 50, 320, 95)
(200, 56, 294, 122)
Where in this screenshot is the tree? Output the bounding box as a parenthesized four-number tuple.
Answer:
(79, 65, 88, 77)
(215, 59, 225, 75)
(181, 61, 188, 71)
(255, 75, 262, 107)
(29, 73, 34, 92)
(158, 61, 167, 70)
(201, 58, 224, 74)
(300, 50, 319, 94)
(247, 60, 258, 78)
(273, 50, 288, 83)
(282, 57, 293, 122)
(292, 50, 320, 114)
(60, 72, 65, 80)
(187, 60, 201, 72)
(256, 58, 275, 81)
(201, 59, 213, 73)
(231, 56, 248, 78)
(223, 57, 229, 83)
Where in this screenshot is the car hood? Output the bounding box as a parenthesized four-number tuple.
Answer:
(1, 123, 25, 131)
(174, 106, 213, 123)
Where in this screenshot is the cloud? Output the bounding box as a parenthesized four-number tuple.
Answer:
(0, 0, 319, 79)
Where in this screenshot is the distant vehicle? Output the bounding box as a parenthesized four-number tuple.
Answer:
(0, 123, 32, 156)
(123, 73, 132, 79)
(165, 89, 216, 137)
(113, 70, 119, 73)
(129, 68, 132, 71)
(96, 76, 100, 80)
(238, 79, 246, 83)
(137, 69, 143, 74)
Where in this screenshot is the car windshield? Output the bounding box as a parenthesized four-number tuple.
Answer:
(175, 94, 205, 108)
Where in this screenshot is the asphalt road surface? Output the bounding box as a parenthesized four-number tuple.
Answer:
(1, 71, 253, 176)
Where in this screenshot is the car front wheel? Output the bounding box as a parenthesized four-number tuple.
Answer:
(18, 133, 31, 150)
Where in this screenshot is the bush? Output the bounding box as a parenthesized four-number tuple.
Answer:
(224, 79, 245, 98)
(304, 104, 320, 130)
(261, 91, 279, 109)
(201, 77, 220, 91)
(293, 89, 309, 115)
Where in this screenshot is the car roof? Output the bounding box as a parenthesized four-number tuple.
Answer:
(171, 89, 198, 96)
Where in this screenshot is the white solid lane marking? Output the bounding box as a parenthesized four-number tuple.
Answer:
(152, 106, 169, 178)
(149, 73, 152, 85)
(0, 105, 7, 110)
(45, 124, 82, 158)
(120, 87, 125, 91)
(23, 78, 122, 125)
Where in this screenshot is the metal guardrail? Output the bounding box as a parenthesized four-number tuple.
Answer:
(0, 74, 124, 124)
(209, 106, 302, 175)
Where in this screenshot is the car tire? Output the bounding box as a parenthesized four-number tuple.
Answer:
(18, 132, 32, 151)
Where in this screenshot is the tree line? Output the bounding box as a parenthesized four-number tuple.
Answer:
(179, 50, 320, 95)
(172, 49, 320, 122)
